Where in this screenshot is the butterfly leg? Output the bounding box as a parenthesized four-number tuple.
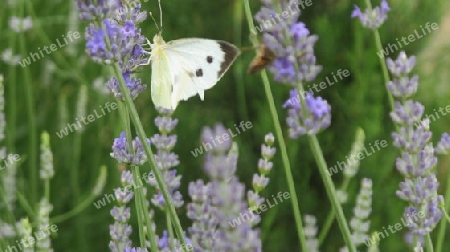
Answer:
(141, 38, 153, 53)
(138, 38, 153, 66)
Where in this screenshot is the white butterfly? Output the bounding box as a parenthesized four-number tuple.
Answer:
(144, 34, 240, 110)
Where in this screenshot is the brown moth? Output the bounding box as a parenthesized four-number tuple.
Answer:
(247, 44, 275, 74)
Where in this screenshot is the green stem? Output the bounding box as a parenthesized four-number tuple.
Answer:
(51, 166, 107, 224)
(243, 1, 308, 250)
(318, 173, 352, 244)
(261, 72, 309, 251)
(0, 182, 18, 225)
(72, 126, 84, 250)
(131, 165, 150, 249)
(285, 4, 356, 250)
(6, 7, 17, 156)
(308, 136, 356, 252)
(362, 0, 393, 111)
(435, 166, 450, 252)
(372, 29, 394, 110)
(44, 179, 50, 204)
(425, 234, 434, 252)
(112, 64, 188, 250)
(118, 102, 148, 248)
(167, 211, 176, 251)
(19, 0, 38, 209)
(16, 190, 35, 220)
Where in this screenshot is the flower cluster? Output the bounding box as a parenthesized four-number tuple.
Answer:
(187, 124, 262, 251)
(16, 219, 33, 252)
(341, 178, 372, 252)
(9, 16, 33, 33)
(255, 0, 322, 85)
(157, 230, 191, 252)
(124, 248, 148, 252)
(0, 76, 17, 211)
(36, 199, 54, 252)
(351, 0, 390, 29)
(1, 48, 21, 66)
(75, 0, 120, 21)
(247, 133, 276, 226)
(110, 131, 151, 166)
(40, 132, 54, 179)
(304, 215, 319, 252)
(255, 1, 331, 137)
(283, 89, 331, 137)
(109, 170, 134, 252)
(76, 0, 148, 101)
(387, 52, 446, 243)
(146, 107, 183, 210)
(436, 133, 450, 154)
(105, 73, 147, 100)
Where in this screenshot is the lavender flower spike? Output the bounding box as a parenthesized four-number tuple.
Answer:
(110, 131, 151, 166)
(387, 51, 446, 244)
(147, 107, 183, 209)
(79, 1, 149, 100)
(109, 170, 134, 252)
(283, 89, 331, 137)
(124, 248, 148, 252)
(436, 133, 450, 154)
(304, 215, 319, 252)
(351, 0, 390, 29)
(188, 126, 262, 251)
(74, 0, 120, 21)
(255, 0, 322, 85)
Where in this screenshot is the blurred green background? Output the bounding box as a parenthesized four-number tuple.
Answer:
(1, 0, 450, 251)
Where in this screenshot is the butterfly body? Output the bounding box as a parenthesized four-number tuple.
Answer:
(149, 34, 240, 110)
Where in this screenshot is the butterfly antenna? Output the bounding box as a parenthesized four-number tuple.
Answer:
(158, 0, 163, 33)
(149, 11, 160, 32)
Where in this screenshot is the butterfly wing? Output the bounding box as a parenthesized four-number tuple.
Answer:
(151, 38, 239, 109)
(150, 47, 174, 109)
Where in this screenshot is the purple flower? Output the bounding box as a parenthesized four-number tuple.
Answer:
(110, 131, 151, 165)
(105, 72, 147, 100)
(158, 230, 191, 251)
(271, 58, 296, 83)
(85, 19, 146, 70)
(390, 101, 424, 126)
(387, 52, 445, 240)
(349, 178, 372, 246)
(351, 0, 390, 29)
(113, 4, 147, 25)
(255, 0, 322, 85)
(79, 1, 149, 101)
(436, 133, 450, 154)
(124, 248, 148, 252)
(386, 51, 416, 77)
(284, 90, 331, 137)
(147, 107, 183, 209)
(386, 75, 419, 99)
(109, 170, 134, 252)
(75, 0, 120, 21)
(201, 123, 233, 154)
(188, 127, 262, 251)
(187, 180, 218, 250)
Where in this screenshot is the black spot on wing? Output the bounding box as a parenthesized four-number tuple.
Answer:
(217, 41, 240, 78)
(196, 69, 203, 77)
(207, 56, 213, 63)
